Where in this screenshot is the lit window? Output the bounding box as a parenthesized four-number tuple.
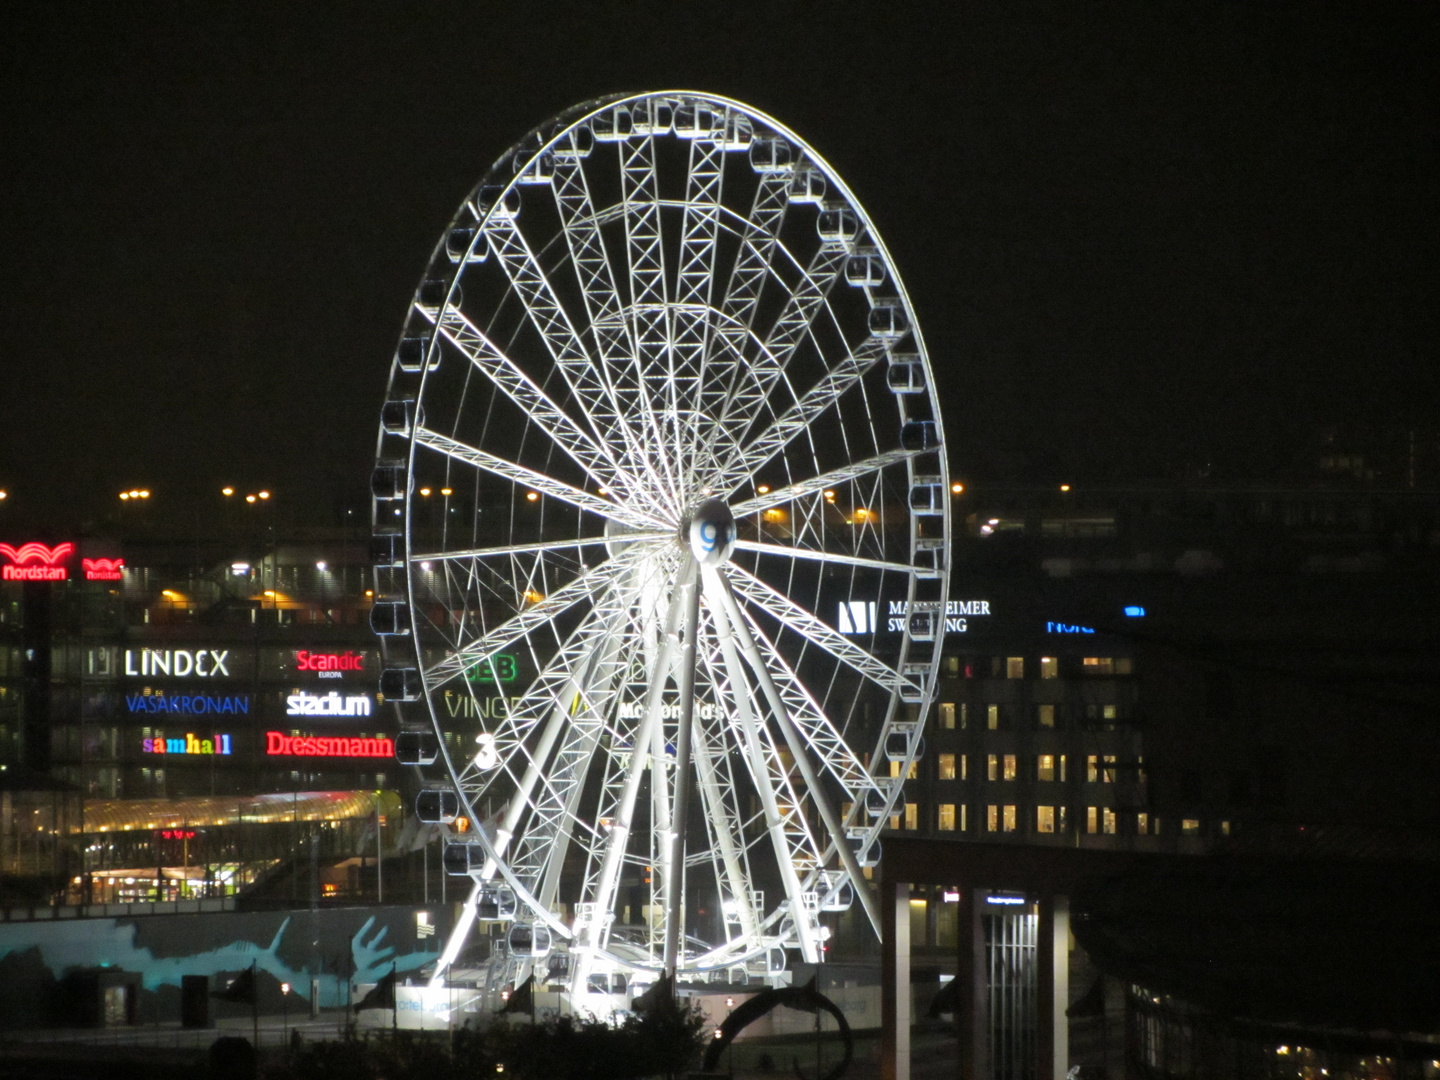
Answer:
(937, 804, 956, 831)
(986, 704, 999, 730)
(942, 656, 960, 676)
(1059, 754, 1067, 782)
(1086, 806, 1098, 834)
(959, 703, 968, 729)
(1002, 805, 1017, 832)
(1117, 658, 1134, 675)
(890, 814, 901, 831)
(1182, 818, 1201, 835)
(1104, 704, 1118, 721)
(1102, 755, 1117, 783)
(960, 804, 968, 831)
(1102, 808, 1117, 835)
(890, 759, 918, 780)
(939, 702, 956, 729)
(1039, 657, 1058, 679)
(1037, 754, 1055, 782)
(1220, 820, 1231, 836)
(1002, 754, 1017, 781)
(1037, 704, 1055, 728)
(938, 754, 956, 781)
(1082, 657, 1115, 674)
(1036, 806, 1055, 833)
(1006, 657, 1024, 679)
(1087, 755, 1100, 783)
(960, 754, 969, 780)
(987, 754, 999, 781)
(986, 805, 999, 832)
(905, 803, 919, 830)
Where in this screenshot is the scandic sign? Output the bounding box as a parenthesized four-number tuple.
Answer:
(296, 650, 365, 675)
(0, 542, 73, 581)
(266, 732, 394, 758)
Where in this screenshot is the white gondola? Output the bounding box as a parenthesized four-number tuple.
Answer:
(478, 885, 518, 921)
(514, 151, 554, 185)
(847, 828, 882, 868)
(845, 250, 886, 287)
(415, 278, 461, 314)
(442, 842, 486, 876)
(717, 111, 753, 150)
(552, 125, 594, 159)
(445, 226, 487, 263)
(394, 729, 440, 767)
(886, 724, 923, 760)
(632, 97, 674, 136)
(914, 537, 947, 579)
(869, 301, 908, 338)
(887, 353, 925, 393)
(817, 204, 858, 245)
(907, 602, 942, 642)
(788, 167, 826, 203)
(673, 101, 715, 139)
(370, 530, 403, 568)
(394, 333, 435, 373)
(591, 107, 631, 142)
(900, 420, 938, 451)
(415, 789, 461, 824)
(475, 184, 520, 221)
(379, 666, 422, 701)
(909, 476, 946, 515)
(380, 398, 416, 436)
(508, 923, 552, 959)
(369, 598, 409, 637)
(371, 462, 408, 500)
(749, 136, 792, 173)
(900, 665, 933, 705)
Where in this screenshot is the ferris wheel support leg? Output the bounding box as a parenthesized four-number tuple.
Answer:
(714, 569, 884, 940)
(428, 878, 483, 988)
(704, 569, 820, 964)
(662, 558, 701, 980)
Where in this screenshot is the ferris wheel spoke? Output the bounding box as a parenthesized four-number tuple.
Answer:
(428, 306, 647, 498)
(713, 335, 891, 494)
(410, 533, 666, 566)
(725, 564, 921, 698)
(412, 426, 668, 532)
(426, 550, 646, 688)
(549, 155, 660, 497)
(618, 129, 683, 503)
(730, 539, 914, 575)
(729, 449, 918, 517)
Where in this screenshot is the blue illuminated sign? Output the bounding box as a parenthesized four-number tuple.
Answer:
(1124, 606, 1146, 617)
(1046, 622, 1094, 634)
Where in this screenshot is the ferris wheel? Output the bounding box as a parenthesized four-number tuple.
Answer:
(371, 91, 950, 1005)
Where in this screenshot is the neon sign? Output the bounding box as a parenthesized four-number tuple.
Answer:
(465, 653, 518, 683)
(296, 650, 365, 678)
(142, 733, 233, 755)
(124, 648, 231, 677)
(1046, 622, 1095, 634)
(0, 542, 73, 581)
(266, 732, 394, 758)
(156, 829, 197, 841)
(126, 693, 250, 715)
(286, 690, 373, 717)
(83, 557, 125, 581)
(837, 598, 992, 635)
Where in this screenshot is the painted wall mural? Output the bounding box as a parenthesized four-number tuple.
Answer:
(0, 905, 449, 1027)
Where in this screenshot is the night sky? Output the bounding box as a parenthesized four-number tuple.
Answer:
(1, 1, 1435, 530)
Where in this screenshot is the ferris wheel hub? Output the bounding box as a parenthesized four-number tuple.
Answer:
(684, 498, 737, 566)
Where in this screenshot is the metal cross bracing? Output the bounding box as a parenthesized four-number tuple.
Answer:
(373, 92, 950, 1012)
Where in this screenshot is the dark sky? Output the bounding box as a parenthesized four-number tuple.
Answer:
(1, 1, 1436, 529)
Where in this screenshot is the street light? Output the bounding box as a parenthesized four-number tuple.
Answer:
(281, 981, 291, 1046)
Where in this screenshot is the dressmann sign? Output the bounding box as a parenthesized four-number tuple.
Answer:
(837, 598, 993, 635)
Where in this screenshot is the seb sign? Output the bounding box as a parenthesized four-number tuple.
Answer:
(295, 650, 366, 679)
(0, 543, 125, 581)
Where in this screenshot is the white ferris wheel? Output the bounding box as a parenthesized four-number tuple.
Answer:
(371, 91, 950, 1008)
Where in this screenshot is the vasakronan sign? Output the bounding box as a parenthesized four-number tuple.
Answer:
(125, 648, 231, 677)
(837, 598, 993, 635)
